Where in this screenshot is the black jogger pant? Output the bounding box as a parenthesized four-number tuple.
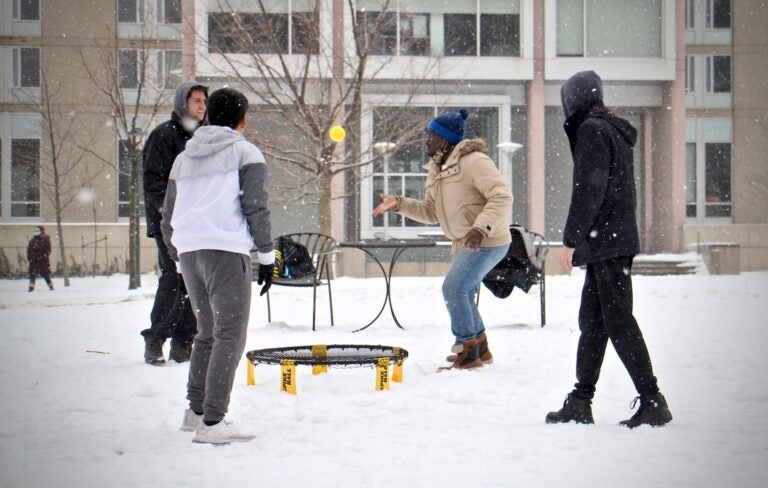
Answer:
(141, 234, 197, 344)
(574, 256, 659, 399)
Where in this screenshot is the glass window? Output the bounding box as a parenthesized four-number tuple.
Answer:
(557, 0, 661, 57)
(159, 0, 181, 24)
(706, 55, 730, 93)
(400, 13, 430, 55)
(11, 139, 40, 217)
(118, 0, 143, 23)
(444, 14, 476, 56)
(704, 142, 731, 217)
(158, 50, 181, 89)
(686, 55, 695, 93)
(686, 0, 695, 28)
(557, 0, 584, 56)
(118, 141, 144, 218)
(13, 0, 40, 20)
(706, 0, 730, 29)
(208, 12, 289, 54)
(355, 8, 398, 55)
(12, 47, 40, 88)
(291, 0, 319, 55)
(370, 106, 499, 230)
(119, 50, 139, 88)
(480, 14, 519, 56)
(686, 142, 697, 218)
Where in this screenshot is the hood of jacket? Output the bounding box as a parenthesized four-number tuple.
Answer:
(183, 125, 245, 159)
(560, 70, 603, 119)
(173, 80, 208, 127)
(438, 138, 489, 170)
(592, 113, 638, 147)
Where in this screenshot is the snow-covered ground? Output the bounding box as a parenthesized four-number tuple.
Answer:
(1, 269, 767, 487)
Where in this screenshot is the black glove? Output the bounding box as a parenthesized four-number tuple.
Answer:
(257, 263, 274, 296)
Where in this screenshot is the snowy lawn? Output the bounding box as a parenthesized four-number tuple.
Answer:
(1, 270, 767, 487)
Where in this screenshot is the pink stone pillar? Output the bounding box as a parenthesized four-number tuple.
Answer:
(526, 0, 546, 235)
(650, 0, 687, 253)
(181, 0, 195, 81)
(330, 0, 346, 242)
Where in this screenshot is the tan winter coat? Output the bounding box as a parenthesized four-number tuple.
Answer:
(396, 138, 513, 255)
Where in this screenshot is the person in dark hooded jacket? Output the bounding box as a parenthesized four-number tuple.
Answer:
(545, 71, 672, 429)
(140, 81, 207, 365)
(27, 226, 53, 292)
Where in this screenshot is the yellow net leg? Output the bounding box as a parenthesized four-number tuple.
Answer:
(311, 344, 329, 375)
(375, 357, 390, 391)
(280, 359, 298, 395)
(246, 360, 255, 386)
(392, 347, 403, 383)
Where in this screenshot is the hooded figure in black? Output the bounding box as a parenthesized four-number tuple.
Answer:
(140, 81, 207, 365)
(546, 71, 673, 429)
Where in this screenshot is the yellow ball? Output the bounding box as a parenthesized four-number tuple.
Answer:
(329, 125, 346, 143)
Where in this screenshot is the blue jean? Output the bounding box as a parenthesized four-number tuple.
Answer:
(442, 244, 508, 343)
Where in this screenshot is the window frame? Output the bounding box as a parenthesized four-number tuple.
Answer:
(705, 54, 731, 94)
(685, 119, 732, 223)
(11, 46, 41, 88)
(117, 0, 144, 24)
(12, 0, 40, 21)
(361, 103, 506, 239)
(10, 138, 41, 218)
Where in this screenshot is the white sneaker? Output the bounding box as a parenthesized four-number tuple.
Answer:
(179, 409, 203, 432)
(193, 420, 255, 444)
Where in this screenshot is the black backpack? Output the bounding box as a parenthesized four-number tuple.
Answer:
(277, 236, 316, 279)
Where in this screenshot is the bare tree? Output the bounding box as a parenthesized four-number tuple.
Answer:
(203, 0, 442, 237)
(80, 28, 170, 289)
(34, 68, 104, 287)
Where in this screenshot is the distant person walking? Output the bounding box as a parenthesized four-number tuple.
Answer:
(373, 109, 513, 370)
(141, 80, 207, 365)
(27, 226, 53, 292)
(545, 70, 672, 428)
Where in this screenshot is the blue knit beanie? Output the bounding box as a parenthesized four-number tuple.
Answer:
(428, 108, 469, 144)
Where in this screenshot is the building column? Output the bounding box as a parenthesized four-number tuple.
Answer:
(181, 0, 196, 81)
(648, 0, 686, 253)
(526, 0, 546, 235)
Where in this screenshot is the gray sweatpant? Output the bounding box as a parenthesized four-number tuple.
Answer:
(179, 250, 252, 423)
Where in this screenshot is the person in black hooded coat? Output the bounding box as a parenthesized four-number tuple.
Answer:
(545, 71, 672, 429)
(27, 226, 53, 292)
(140, 81, 207, 365)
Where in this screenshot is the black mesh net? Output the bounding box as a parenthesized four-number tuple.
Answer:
(246, 344, 409, 367)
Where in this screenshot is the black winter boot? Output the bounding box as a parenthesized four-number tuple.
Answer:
(619, 393, 672, 428)
(143, 334, 166, 365)
(169, 340, 192, 363)
(546, 393, 594, 424)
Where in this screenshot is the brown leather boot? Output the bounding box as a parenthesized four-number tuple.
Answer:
(446, 332, 493, 364)
(450, 339, 483, 370)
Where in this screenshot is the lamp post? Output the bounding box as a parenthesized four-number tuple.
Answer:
(373, 142, 397, 239)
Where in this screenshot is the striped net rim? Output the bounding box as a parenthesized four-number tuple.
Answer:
(246, 344, 408, 367)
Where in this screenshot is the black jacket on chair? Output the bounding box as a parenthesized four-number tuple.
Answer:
(562, 111, 640, 267)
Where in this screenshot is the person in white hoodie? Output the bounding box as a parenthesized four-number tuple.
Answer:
(161, 88, 274, 444)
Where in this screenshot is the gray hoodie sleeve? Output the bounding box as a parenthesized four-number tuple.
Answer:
(160, 179, 179, 261)
(239, 161, 273, 263)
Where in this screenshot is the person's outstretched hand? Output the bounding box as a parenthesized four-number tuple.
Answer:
(257, 263, 274, 296)
(463, 228, 484, 251)
(372, 193, 398, 217)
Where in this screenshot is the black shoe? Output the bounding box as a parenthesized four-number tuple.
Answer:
(619, 393, 673, 428)
(169, 340, 192, 363)
(546, 393, 594, 424)
(143, 335, 166, 365)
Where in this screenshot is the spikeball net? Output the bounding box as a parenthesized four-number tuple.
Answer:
(245, 344, 409, 394)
